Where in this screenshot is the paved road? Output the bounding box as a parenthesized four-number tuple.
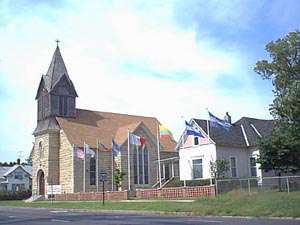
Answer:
(0, 207, 299, 225)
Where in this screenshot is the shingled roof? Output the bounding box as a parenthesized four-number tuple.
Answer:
(35, 46, 78, 99)
(56, 109, 177, 152)
(193, 117, 273, 148)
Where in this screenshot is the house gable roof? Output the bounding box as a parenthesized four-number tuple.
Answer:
(0, 165, 32, 177)
(56, 109, 177, 152)
(193, 117, 273, 148)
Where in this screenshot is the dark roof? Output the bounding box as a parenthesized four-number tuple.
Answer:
(35, 46, 78, 99)
(193, 117, 273, 148)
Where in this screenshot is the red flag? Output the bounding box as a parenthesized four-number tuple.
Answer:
(140, 136, 145, 147)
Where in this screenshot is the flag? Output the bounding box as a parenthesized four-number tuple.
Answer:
(185, 121, 203, 137)
(75, 147, 84, 160)
(112, 139, 120, 156)
(129, 133, 145, 147)
(84, 143, 95, 158)
(208, 111, 232, 130)
(159, 124, 175, 141)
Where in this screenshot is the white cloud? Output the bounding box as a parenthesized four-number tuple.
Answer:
(0, 1, 271, 161)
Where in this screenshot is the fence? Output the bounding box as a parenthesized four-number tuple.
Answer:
(54, 190, 128, 201)
(136, 185, 215, 199)
(215, 176, 300, 194)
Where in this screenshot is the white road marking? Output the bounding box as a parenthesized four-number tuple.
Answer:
(187, 219, 223, 223)
(8, 215, 16, 218)
(50, 210, 69, 213)
(51, 219, 70, 223)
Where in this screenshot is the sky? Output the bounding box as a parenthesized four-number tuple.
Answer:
(0, 0, 299, 162)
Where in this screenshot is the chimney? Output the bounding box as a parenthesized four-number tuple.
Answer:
(17, 158, 21, 165)
(224, 112, 231, 124)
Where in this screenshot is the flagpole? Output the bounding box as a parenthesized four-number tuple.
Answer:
(72, 144, 75, 193)
(206, 108, 210, 140)
(96, 140, 99, 192)
(156, 120, 162, 188)
(127, 130, 131, 191)
(112, 145, 114, 191)
(83, 142, 86, 193)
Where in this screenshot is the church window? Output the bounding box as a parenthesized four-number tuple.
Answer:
(133, 145, 149, 185)
(59, 96, 68, 116)
(38, 142, 44, 159)
(90, 158, 96, 185)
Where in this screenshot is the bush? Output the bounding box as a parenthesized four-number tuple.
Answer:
(0, 190, 31, 200)
(165, 177, 211, 187)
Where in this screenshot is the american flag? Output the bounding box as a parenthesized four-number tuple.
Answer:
(74, 147, 84, 160)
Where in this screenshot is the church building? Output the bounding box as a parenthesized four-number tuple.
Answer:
(32, 46, 178, 196)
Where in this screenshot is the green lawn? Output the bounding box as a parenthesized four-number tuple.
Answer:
(0, 191, 299, 218)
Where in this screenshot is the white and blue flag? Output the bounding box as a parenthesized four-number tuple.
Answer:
(84, 143, 95, 158)
(208, 111, 232, 130)
(185, 121, 203, 137)
(112, 139, 121, 156)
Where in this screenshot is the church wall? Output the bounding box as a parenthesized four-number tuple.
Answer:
(32, 131, 59, 195)
(59, 130, 73, 193)
(73, 150, 113, 193)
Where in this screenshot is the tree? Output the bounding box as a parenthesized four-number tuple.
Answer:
(209, 159, 230, 179)
(254, 31, 300, 175)
(113, 168, 126, 191)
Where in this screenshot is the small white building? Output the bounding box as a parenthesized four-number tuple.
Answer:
(178, 115, 273, 181)
(0, 165, 32, 191)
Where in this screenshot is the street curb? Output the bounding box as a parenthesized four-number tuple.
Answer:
(0, 206, 299, 220)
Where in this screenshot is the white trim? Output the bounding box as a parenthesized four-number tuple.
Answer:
(240, 124, 250, 147)
(154, 156, 179, 162)
(72, 145, 74, 193)
(250, 124, 262, 137)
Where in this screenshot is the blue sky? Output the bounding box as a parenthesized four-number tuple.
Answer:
(0, 0, 299, 162)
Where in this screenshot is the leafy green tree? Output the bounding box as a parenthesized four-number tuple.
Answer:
(113, 168, 126, 190)
(209, 159, 230, 179)
(254, 31, 300, 175)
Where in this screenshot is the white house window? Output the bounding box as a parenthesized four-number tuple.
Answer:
(194, 137, 199, 145)
(249, 157, 257, 177)
(15, 172, 23, 180)
(192, 159, 203, 179)
(230, 157, 237, 177)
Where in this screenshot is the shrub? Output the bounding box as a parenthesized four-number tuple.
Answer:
(0, 190, 31, 200)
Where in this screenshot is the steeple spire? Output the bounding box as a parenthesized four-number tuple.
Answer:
(45, 45, 70, 90)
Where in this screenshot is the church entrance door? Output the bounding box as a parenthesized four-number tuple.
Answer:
(37, 170, 45, 196)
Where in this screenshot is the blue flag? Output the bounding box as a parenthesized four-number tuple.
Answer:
(185, 121, 203, 137)
(208, 111, 232, 130)
(112, 139, 120, 156)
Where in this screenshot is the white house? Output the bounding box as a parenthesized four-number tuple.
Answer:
(0, 165, 32, 191)
(178, 114, 273, 181)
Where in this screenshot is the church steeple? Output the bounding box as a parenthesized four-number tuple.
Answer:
(36, 46, 78, 98)
(35, 45, 78, 127)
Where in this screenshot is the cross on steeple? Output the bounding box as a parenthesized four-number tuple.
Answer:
(55, 39, 60, 47)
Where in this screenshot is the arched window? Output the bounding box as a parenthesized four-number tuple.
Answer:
(90, 158, 96, 185)
(38, 142, 43, 159)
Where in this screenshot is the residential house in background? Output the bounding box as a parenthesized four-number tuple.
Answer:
(178, 114, 273, 181)
(0, 164, 32, 191)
